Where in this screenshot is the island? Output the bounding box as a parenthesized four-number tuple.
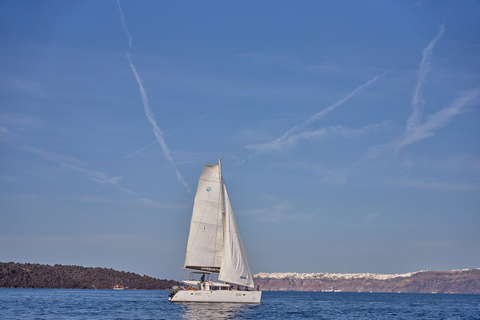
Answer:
(0, 262, 180, 290)
(253, 269, 480, 294)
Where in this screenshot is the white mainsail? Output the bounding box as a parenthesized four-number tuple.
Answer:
(218, 185, 254, 288)
(184, 164, 223, 273)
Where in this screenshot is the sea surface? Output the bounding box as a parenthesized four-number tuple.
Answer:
(0, 289, 479, 319)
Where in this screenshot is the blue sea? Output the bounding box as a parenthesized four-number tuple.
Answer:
(0, 289, 479, 319)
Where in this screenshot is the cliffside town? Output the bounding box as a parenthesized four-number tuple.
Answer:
(254, 269, 480, 294)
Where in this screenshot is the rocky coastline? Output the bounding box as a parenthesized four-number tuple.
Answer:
(254, 269, 480, 294)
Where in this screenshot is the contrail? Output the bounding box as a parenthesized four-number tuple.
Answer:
(364, 25, 472, 158)
(259, 121, 391, 153)
(250, 68, 392, 155)
(117, 1, 190, 192)
(395, 87, 480, 150)
(126, 53, 191, 193)
(122, 110, 212, 160)
(22, 146, 124, 186)
(121, 124, 196, 161)
(123, 140, 158, 160)
(165, 110, 213, 138)
(116, 0, 132, 48)
(235, 68, 392, 168)
(407, 25, 445, 131)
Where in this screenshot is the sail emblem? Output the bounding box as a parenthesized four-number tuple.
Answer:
(206, 187, 211, 192)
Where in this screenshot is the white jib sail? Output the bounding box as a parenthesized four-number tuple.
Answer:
(184, 165, 224, 272)
(218, 185, 254, 288)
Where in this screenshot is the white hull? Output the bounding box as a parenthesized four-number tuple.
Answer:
(169, 290, 261, 304)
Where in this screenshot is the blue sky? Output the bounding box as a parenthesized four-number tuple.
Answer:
(1, 0, 479, 280)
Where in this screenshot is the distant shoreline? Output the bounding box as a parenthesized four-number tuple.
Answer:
(2, 262, 478, 294)
(0, 262, 181, 290)
(0, 287, 172, 291)
(254, 269, 480, 294)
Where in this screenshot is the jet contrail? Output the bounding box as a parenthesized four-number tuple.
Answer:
(116, 0, 132, 48)
(395, 87, 480, 150)
(234, 67, 393, 168)
(116, 1, 190, 192)
(122, 110, 212, 160)
(126, 53, 191, 193)
(251, 68, 392, 155)
(22, 145, 123, 185)
(364, 25, 474, 158)
(123, 140, 158, 160)
(407, 25, 445, 131)
(165, 110, 213, 139)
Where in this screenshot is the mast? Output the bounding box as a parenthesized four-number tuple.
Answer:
(218, 157, 226, 272)
(218, 158, 225, 218)
(218, 158, 226, 266)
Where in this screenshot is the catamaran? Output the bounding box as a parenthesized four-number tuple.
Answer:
(169, 159, 261, 303)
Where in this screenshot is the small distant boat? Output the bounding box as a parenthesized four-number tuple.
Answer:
(169, 159, 261, 303)
(113, 285, 125, 290)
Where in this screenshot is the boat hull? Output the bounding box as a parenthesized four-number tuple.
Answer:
(169, 290, 261, 304)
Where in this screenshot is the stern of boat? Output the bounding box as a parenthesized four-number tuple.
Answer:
(168, 290, 180, 302)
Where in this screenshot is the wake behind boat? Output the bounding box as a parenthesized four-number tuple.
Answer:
(169, 159, 261, 303)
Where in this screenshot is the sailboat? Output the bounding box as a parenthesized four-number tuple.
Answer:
(169, 159, 262, 303)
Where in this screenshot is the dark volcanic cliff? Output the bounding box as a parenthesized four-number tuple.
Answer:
(0, 262, 180, 290)
(254, 269, 480, 294)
